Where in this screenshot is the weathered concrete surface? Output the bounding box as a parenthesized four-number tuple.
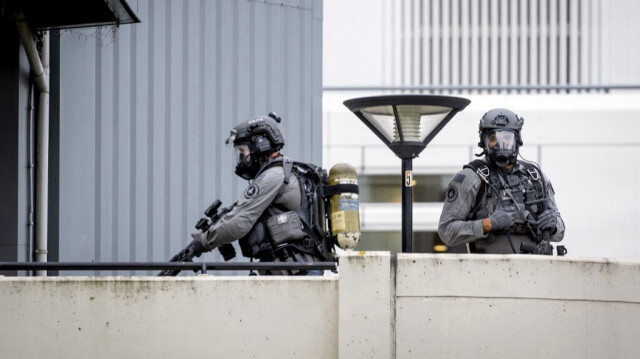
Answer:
(394, 254, 640, 359)
(0, 276, 338, 359)
(338, 251, 393, 359)
(2, 253, 640, 359)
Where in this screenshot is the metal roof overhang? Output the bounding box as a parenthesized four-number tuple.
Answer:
(10, 0, 140, 30)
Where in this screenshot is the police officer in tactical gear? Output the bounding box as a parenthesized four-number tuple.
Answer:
(438, 108, 565, 254)
(188, 112, 331, 275)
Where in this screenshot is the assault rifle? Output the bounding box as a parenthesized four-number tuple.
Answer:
(519, 198, 567, 256)
(158, 200, 237, 276)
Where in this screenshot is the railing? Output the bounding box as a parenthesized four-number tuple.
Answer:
(323, 84, 640, 93)
(0, 261, 338, 275)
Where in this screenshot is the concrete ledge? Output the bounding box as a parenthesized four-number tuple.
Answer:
(2, 253, 640, 359)
(396, 254, 640, 302)
(0, 276, 338, 359)
(338, 251, 392, 359)
(394, 254, 640, 359)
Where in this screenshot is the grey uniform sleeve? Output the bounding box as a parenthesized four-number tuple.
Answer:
(438, 168, 487, 247)
(542, 172, 565, 242)
(200, 167, 285, 249)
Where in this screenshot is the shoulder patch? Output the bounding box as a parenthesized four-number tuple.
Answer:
(445, 185, 458, 202)
(452, 173, 466, 184)
(244, 183, 260, 199)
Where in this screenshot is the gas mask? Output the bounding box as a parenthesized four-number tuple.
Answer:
(484, 130, 518, 168)
(233, 143, 262, 180)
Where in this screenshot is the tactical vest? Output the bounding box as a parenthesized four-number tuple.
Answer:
(238, 157, 334, 264)
(464, 159, 547, 238)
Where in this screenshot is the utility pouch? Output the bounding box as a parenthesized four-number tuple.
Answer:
(513, 202, 527, 224)
(265, 211, 306, 246)
(239, 221, 272, 259)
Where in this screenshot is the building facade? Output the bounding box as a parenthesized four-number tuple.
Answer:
(323, 0, 640, 260)
(0, 0, 323, 274)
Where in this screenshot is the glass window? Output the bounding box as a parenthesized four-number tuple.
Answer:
(358, 174, 454, 203)
(354, 174, 468, 253)
(355, 231, 467, 254)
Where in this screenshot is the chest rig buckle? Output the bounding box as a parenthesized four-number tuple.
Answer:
(527, 166, 540, 181)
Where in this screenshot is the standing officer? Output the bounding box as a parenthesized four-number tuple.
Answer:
(186, 112, 332, 275)
(438, 108, 565, 254)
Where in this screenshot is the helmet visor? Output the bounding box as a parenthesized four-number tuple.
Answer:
(484, 130, 517, 151)
(233, 144, 251, 165)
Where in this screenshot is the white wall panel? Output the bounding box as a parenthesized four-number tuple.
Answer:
(420, 0, 431, 86)
(460, 0, 470, 86)
(539, 0, 548, 86)
(325, 0, 640, 90)
(519, 0, 528, 86)
(558, 0, 568, 86)
(543, 145, 640, 261)
(450, 0, 460, 87)
(509, 0, 518, 86)
(529, 0, 538, 86)
(471, 0, 480, 86)
(499, 0, 508, 87)
(431, 0, 441, 87)
(328, 0, 627, 92)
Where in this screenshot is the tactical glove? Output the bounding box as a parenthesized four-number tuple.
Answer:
(186, 237, 207, 258)
(489, 208, 516, 231)
(536, 210, 558, 233)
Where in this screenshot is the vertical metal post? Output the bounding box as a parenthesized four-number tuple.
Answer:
(401, 158, 413, 253)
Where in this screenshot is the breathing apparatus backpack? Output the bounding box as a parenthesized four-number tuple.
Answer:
(238, 158, 361, 262)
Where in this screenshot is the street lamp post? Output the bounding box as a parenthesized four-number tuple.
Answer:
(343, 95, 471, 253)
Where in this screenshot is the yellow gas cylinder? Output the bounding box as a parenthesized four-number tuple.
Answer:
(328, 163, 361, 249)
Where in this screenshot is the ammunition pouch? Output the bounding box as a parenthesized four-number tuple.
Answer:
(239, 211, 331, 262)
(269, 209, 334, 262)
(239, 221, 274, 259)
(265, 211, 306, 246)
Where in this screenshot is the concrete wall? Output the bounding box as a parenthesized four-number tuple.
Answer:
(393, 253, 640, 359)
(0, 275, 339, 359)
(2, 252, 640, 358)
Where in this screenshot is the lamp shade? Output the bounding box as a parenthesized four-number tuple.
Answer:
(344, 95, 471, 159)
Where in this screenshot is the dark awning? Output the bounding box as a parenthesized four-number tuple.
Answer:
(10, 0, 140, 30)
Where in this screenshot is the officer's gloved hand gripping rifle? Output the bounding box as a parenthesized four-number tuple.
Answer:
(158, 200, 237, 276)
(499, 185, 557, 255)
(476, 167, 564, 256)
(520, 198, 565, 255)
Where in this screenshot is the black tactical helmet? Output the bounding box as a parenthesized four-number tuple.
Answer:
(478, 108, 524, 168)
(226, 112, 285, 180)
